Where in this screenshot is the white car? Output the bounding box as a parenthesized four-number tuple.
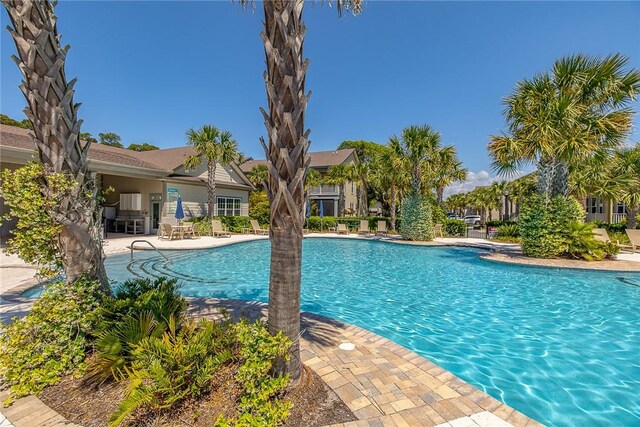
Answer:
(463, 215, 481, 226)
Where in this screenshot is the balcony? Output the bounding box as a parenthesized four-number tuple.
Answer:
(308, 184, 339, 196)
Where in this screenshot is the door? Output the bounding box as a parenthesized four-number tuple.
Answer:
(150, 193, 163, 233)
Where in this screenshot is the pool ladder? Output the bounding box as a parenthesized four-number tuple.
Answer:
(130, 239, 169, 261)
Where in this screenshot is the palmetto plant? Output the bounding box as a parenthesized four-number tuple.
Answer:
(390, 125, 442, 195)
(430, 145, 467, 206)
(247, 164, 269, 190)
(489, 54, 640, 197)
(239, 0, 363, 382)
(373, 145, 409, 230)
(614, 145, 640, 229)
(3, 0, 109, 291)
(184, 125, 239, 218)
(326, 164, 351, 216)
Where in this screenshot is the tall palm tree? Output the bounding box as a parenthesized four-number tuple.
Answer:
(489, 54, 640, 197)
(444, 193, 468, 218)
(390, 125, 442, 195)
(613, 145, 640, 229)
(345, 162, 370, 216)
(183, 125, 239, 218)
(430, 145, 467, 206)
(374, 145, 409, 230)
(3, 0, 109, 291)
(242, 0, 363, 382)
(326, 164, 350, 216)
(247, 164, 269, 190)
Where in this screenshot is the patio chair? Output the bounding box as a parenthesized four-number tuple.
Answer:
(592, 228, 611, 244)
(376, 220, 388, 235)
(336, 223, 349, 235)
(358, 220, 370, 235)
(250, 219, 269, 235)
(211, 219, 231, 238)
(159, 223, 180, 240)
(618, 229, 640, 253)
(181, 222, 195, 239)
(434, 223, 444, 238)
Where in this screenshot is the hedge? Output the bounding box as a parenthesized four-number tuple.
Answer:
(443, 219, 466, 237)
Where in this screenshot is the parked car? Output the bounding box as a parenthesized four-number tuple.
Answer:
(446, 212, 461, 220)
(464, 215, 481, 226)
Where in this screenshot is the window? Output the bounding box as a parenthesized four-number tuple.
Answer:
(216, 197, 241, 216)
(615, 202, 626, 215)
(587, 197, 604, 214)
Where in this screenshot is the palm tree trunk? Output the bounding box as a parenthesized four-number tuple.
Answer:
(390, 183, 397, 231)
(436, 186, 444, 206)
(359, 178, 368, 216)
(338, 183, 345, 216)
(626, 206, 638, 229)
(208, 162, 217, 218)
(4, 0, 108, 292)
(259, 0, 310, 383)
(537, 157, 569, 197)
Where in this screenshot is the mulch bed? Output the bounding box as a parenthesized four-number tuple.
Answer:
(39, 364, 356, 427)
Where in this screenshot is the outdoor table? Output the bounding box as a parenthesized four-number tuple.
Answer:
(172, 224, 193, 239)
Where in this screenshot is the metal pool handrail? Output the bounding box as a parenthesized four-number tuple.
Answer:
(130, 240, 169, 261)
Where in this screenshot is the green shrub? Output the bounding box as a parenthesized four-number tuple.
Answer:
(335, 216, 390, 231)
(400, 194, 433, 241)
(0, 163, 76, 278)
(97, 277, 186, 328)
(519, 195, 584, 258)
(306, 216, 337, 231)
(216, 321, 291, 427)
(191, 216, 253, 234)
(109, 318, 235, 426)
(565, 222, 618, 261)
(610, 231, 630, 245)
(590, 221, 627, 234)
(432, 204, 447, 225)
(443, 219, 466, 237)
(249, 190, 270, 226)
(496, 224, 520, 238)
(90, 277, 187, 383)
(0, 278, 104, 402)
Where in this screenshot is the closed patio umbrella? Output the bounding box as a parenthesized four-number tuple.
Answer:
(175, 195, 185, 224)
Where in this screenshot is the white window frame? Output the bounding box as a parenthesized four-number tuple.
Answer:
(216, 196, 241, 216)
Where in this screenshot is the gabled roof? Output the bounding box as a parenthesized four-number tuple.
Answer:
(0, 124, 253, 187)
(240, 148, 356, 172)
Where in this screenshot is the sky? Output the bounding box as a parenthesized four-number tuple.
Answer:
(2, 1, 639, 194)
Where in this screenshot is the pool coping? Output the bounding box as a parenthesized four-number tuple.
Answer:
(0, 298, 542, 427)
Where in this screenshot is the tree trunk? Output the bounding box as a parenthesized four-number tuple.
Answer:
(338, 182, 345, 216)
(627, 206, 639, 229)
(537, 157, 569, 197)
(4, 0, 109, 292)
(436, 186, 444, 206)
(359, 178, 368, 216)
(208, 162, 217, 217)
(260, 0, 310, 383)
(390, 184, 397, 231)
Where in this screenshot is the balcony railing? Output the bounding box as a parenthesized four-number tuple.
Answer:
(612, 213, 626, 224)
(308, 184, 339, 195)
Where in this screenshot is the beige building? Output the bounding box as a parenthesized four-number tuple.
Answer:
(583, 196, 627, 224)
(241, 149, 360, 217)
(0, 124, 253, 238)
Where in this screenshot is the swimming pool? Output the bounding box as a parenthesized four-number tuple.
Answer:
(27, 238, 640, 425)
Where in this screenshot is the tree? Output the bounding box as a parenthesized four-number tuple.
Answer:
(489, 54, 640, 197)
(247, 164, 269, 190)
(326, 164, 350, 216)
(1, 113, 32, 129)
(444, 193, 468, 217)
(373, 145, 409, 230)
(99, 132, 124, 148)
(80, 132, 97, 144)
(614, 145, 640, 229)
(128, 142, 159, 152)
(430, 145, 467, 206)
(345, 162, 370, 216)
(240, 0, 363, 383)
(3, 0, 108, 291)
(391, 125, 440, 240)
(183, 125, 239, 218)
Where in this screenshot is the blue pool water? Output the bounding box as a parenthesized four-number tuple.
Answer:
(27, 238, 640, 425)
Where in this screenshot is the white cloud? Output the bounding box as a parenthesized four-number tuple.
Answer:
(443, 170, 526, 198)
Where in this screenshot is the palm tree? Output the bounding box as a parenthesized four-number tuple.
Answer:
(183, 125, 239, 218)
(374, 146, 409, 230)
(247, 164, 269, 190)
(345, 163, 370, 216)
(489, 54, 640, 197)
(430, 145, 467, 206)
(3, 0, 109, 291)
(444, 193, 468, 218)
(326, 164, 350, 216)
(613, 145, 640, 229)
(241, 0, 363, 382)
(390, 125, 442, 195)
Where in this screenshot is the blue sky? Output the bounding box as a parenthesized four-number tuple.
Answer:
(2, 1, 639, 191)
